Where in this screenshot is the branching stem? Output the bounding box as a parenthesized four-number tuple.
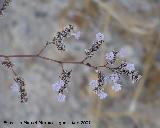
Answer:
(0, 53, 106, 69)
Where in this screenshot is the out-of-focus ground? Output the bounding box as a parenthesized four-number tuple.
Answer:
(0, 0, 160, 128)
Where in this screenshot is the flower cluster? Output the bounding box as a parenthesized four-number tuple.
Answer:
(1, 57, 14, 69)
(106, 48, 127, 64)
(0, 57, 28, 103)
(50, 25, 80, 51)
(106, 50, 118, 64)
(88, 46, 141, 99)
(89, 71, 122, 99)
(0, 0, 11, 15)
(89, 71, 108, 99)
(104, 73, 122, 92)
(52, 70, 72, 102)
(14, 76, 28, 103)
(0, 24, 142, 103)
(105, 47, 142, 83)
(108, 61, 141, 84)
(85, 33, 104, 58)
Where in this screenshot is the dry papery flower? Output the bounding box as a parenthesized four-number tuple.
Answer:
(0, 24, 142, 103)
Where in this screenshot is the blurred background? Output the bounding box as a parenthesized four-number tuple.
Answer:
(0, 0, 160, 128)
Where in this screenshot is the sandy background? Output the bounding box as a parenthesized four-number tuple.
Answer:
(0, 0, 160, 128)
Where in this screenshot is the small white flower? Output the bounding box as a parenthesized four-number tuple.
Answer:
(57, 93, 66, 102)
(97, 90, 108, 99)
(117, 47, 127, 58)
(10, 83, 19, 92)
(71, 31, 80, 40)
(112, 83, 122, 92)
(106, 52, 114, 61)
(110, 73, 119, 83)
(125, 63, 135, 72)
(89, 80, 98, 89)
(52, 80, 65, 92)
(96, 32, 104, 41)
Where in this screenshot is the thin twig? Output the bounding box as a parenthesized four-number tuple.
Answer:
(0, 54, 106, 70)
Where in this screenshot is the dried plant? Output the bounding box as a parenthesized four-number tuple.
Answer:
(0, 25, 142, 103)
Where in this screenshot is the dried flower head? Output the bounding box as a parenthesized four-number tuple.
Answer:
(1, 57, 14, 69)
(60, 70, 72, 88)
(14, 76, 28, 103)
(108, 60, 141, 84)
(97, 71, 105, 88)
(51, 25, 80, 51)
(85, 33, 104, 58)
(52, 69, 72, 102)
(89, 71, 108, 100)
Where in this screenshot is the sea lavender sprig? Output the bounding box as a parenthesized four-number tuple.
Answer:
(0, 24, 142, 103)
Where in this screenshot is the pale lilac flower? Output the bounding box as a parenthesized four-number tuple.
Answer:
(112, 83, 122, 92)
(117, 47, 127, 58)
(106, 52, 114, 61)
(125, 63, 135, 72)
(57, 93, 66, 102)
(96, 32, 104, 41)
(110, 73, 119, 83)
(89, 80, 98, 89)
(104, 75, 109, 83)
(10, 83, 19, 92)
(104, 75, 112, 84)
(71, 31, 80, 40)
(97, 90, 108, 99)
(52, 80, 65, 92)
